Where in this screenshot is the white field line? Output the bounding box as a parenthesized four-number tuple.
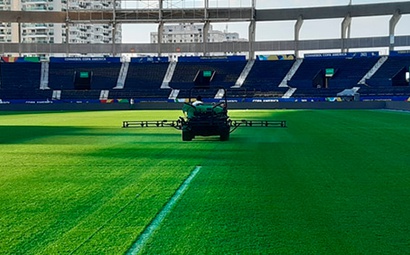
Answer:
(126, 166, 202, 255)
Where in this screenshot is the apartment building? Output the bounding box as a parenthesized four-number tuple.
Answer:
(0, 0, 121, 53)
(0, 0, 18, 43)
(149, 23, 246, 59)
(150, 23, 244, 44)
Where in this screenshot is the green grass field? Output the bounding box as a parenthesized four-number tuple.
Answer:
(1, 109, 410, 254)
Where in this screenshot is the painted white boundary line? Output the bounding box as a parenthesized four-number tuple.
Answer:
(126, 166, 202, 255)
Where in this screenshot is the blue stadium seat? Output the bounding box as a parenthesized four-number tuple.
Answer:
(124, 62, 169, 90)
(0, 62, 43, 99)
(169, 61, 247, 89)
(48, 62, 121, 90)
(243, 60, 295, 91)
(367, 56, 410, 87)
(289, 57, 379, 89)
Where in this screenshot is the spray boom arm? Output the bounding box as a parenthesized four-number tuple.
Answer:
(123, 118, 286, 133)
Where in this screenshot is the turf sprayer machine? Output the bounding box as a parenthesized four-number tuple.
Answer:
(122, 89, 287, 141)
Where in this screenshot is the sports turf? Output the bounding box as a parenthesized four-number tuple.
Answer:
(1, 109, 410, 254)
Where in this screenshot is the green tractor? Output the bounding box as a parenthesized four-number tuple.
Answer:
(181, 97, 230, 141)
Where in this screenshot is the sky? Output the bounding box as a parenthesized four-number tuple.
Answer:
(120, 0, 410, 54)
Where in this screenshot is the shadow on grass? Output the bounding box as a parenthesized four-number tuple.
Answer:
(0, 124, 287, 146)
(0, 126, 92, 144)
(0, 125, 184, 144)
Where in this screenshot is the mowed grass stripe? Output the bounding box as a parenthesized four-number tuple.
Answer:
(127, 166, 202, 255)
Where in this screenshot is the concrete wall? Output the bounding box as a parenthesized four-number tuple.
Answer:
(386, 101, 410, 111)
(228, 101, 388, 110)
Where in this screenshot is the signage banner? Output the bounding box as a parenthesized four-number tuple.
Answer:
(50, 57, 121, 63)
(1, 57, 40, 63)
(131, 57, 169, 63)
(304, 52, 379, 59)
(257, 55, 295, 61)
(178, 55, 246, 62)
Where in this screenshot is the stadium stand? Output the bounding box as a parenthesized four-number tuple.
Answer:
(124, 62, 169, 90)
(241, 60, 295, 96)
(0, 62, 43, 99)
(169, 61, 247, 90)
(357, 55, 410, 97)
(366, 55, 410, 87)
(285, 56, 382, 98)
(289, 57, 380, 89)
(118, 62, 170, 98)
(1, 54, 409, 101)
(48, 62, 121, 90)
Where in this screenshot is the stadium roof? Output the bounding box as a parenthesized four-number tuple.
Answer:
(256, 2, 410, 21)
(0, 2, 410, 23)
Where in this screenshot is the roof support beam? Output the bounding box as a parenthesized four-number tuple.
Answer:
(294, 15, 304, 58)
(248, 0, 256, 60)
(203, 21, 211, 56)
(203, 0, 210, 56)
(157, 22, 164, 56)
(341, 13, 352, 53)
(157, 0, 164, 56)
(389, 9, 402, 52)
(204, 0, 209, 20)
(112, 1, 118, 56)
(65, 22, 70, 55)
(248, 21, 256, 60)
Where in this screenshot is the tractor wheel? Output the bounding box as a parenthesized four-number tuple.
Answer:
(220, 130, 230, 141)
(182, 130, 193, 141)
